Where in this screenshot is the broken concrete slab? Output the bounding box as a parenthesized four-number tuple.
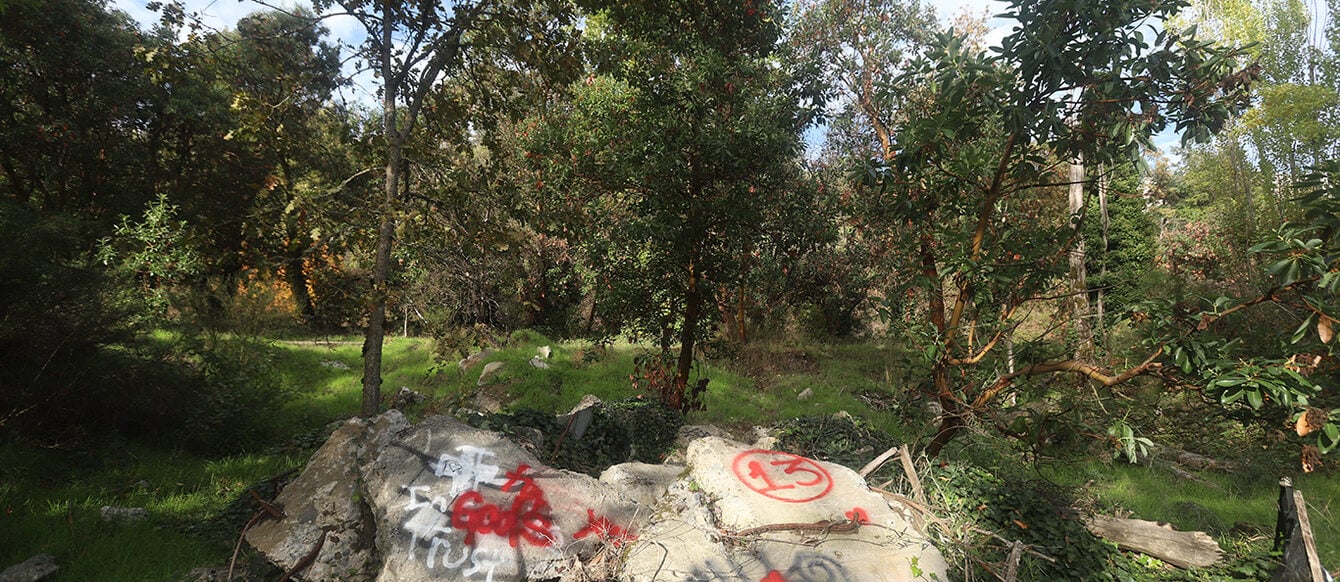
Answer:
(620, 437, 948, 581)
(245, 411, 408, 581)
(364, 415, 643, 581)
(248, 415, 949, 582)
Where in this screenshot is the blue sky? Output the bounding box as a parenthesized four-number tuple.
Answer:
(109, 0, 1180, 152)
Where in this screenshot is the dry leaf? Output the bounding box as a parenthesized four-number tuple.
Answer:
(1302, 444, 1323, 473)
(1296, 407, 1328, 437)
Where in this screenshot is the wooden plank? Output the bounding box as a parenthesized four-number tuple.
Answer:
(1085, 516, 1222, 569)
(1272, 490, 1327, 582)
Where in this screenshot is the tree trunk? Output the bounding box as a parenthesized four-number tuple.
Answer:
(362, 8, 399, 419)
(920, 230, 962, 458)
(284, 247, 317, 325)
(673, 258, 701, 411)
(1096, 167, 1110, 351)
(1069, 157, 1092, 361)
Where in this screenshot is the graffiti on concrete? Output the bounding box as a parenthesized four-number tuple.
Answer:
(686, 552, 852, 582)
(401, 444, 634, 579)
(731, 449, 833, 503)
(450, 464, 557, 547)
(434, 445, 507, 497)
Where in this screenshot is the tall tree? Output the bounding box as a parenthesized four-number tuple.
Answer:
(316, 0, 578, 416)
(224, 8, 349, 325)
(527, 0, 818, 410)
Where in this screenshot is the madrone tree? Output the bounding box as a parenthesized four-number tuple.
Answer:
(849, 0, 1255, 456)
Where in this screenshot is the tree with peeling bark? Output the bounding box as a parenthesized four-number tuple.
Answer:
(851, 0, 1254, 456)
(315, 0, 579, 417)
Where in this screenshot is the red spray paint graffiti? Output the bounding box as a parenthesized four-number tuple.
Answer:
(845, 507, 870, 524)
(731, 449, 833, 502)
(573, 508, 637, 548)
(450, 463, 556, 547)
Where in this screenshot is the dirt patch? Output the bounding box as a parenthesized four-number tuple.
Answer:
(731, 345, 821, 389)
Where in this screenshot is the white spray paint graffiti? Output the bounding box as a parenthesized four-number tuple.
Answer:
(402, 444, 575, 580)
(433, 445, 507, 497)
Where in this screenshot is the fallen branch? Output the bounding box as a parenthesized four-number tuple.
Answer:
(249, 489, 286, 521)
(1084, 515, 1221, 568)
(729, 517, 862, 538)
(228, 512, 263, 582)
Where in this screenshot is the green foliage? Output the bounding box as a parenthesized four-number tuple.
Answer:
(773, 413, 898, 473)
(1108, 419, 1154, 464)
(605, 397, 683, 463)
(460, 396, 683, 475)
(96, 193, 203, 323)
(930, 462, 1131, 581)
(526, 0, 818, 406)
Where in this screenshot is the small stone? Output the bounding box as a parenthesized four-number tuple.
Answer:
(529, 356, 551, 369)
(797, 387, 814, 401)
(389, 387, 425, 409)
(537, 345, 551, 359)
(458, 349, 494, 371)
(99, 506, 147, 523)
(478, 361, 505, 385)
(0, 554, 57, 582)
(319, 360, 350, 370)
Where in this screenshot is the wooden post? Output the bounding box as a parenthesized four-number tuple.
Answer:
(1272, 488, 1326, 582)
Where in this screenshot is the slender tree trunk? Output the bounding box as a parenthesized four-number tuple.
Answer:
(1069, 157, 1092, 361)
(284, 244, 317, 324)
(1096, 167, 1110, 351)
(673, 257, 701, 411)
(362, 9, 399, 418)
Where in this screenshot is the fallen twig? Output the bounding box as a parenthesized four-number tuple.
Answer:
(227, 511, 263, 581)
(249, 489, 286, 521)
(730, 517, 862, 537)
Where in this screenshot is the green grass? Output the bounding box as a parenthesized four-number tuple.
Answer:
(5, 329, 1336, 580)
(0, 334, 440, 580)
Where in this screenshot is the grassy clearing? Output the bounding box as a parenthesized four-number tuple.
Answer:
(0, 335, 436, 581)
(3, 329, 1335, 580)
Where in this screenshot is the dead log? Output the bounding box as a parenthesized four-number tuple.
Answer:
(1084, 515, 1222, 568)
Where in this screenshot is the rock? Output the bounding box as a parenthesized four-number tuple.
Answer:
(675, 424, 738, 448)
(600, 462, 684, 508)
(248, 416, 949, 582)
(99, 506, 147, 522)
(537, 345, 551, 359)
(478, 361, 505, 386)
(133, 480, 152, 490)
(468, 393, 504, 414)
(320, 360, 350, 370)
(557, 394, 602, 440)
(0, 554, 57, 582)
(797, 387, 814, 401)
(458, 349, 494, 371)
(529, 356, 550, 370)
(246, 411, 408, 581)
(364, 415, 643, 581)
(619, 437, 949, 581)
(389, 386, 425, 409)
